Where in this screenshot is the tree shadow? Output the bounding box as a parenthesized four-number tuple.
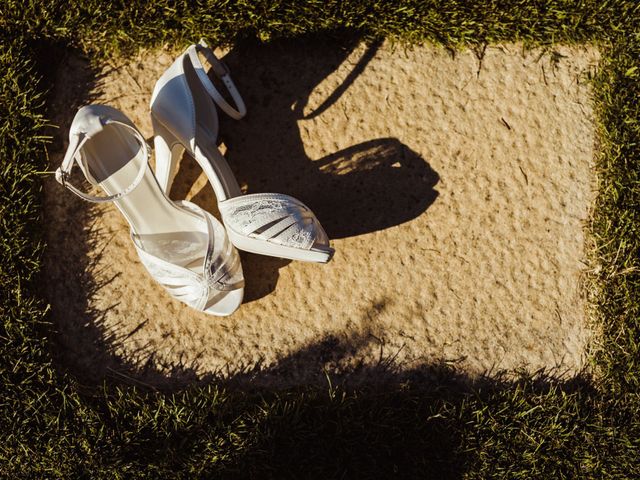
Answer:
(36, 34, 592, 478)
(39, 44, 115, 385)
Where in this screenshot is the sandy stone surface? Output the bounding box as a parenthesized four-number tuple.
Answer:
(44, 38, 599, 387)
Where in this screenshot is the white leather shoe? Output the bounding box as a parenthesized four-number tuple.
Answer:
(150, 40, 334, 264)
(56, 104, 244, 315)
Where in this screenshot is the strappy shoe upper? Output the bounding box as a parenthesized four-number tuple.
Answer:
(133, 200, 244, 312)
(57, 104, 244, 315)
(150, 40, 334, 262)
(218, 193, 329, 250)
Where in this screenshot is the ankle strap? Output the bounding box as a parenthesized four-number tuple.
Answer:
(55, 118, 149, 203)
(187, 39, 246, 120)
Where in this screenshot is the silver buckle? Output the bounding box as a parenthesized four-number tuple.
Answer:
(55, 168, 68, 187)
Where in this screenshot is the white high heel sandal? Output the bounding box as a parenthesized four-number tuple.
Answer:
(56, 105, 244, 316)
(150, 40, 334, 264)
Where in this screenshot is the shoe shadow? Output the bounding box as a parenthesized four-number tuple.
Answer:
(170, 34, 439, 301)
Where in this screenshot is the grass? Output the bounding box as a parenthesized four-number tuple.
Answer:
(1, 0, 639, 477)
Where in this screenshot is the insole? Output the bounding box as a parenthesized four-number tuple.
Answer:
(81, 125, 208, 269)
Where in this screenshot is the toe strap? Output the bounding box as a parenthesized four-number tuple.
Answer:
(218, 193, 328, 250)
(132, 201, 243, 311)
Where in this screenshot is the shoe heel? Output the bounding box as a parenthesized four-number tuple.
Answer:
(151, 115, 184, 194)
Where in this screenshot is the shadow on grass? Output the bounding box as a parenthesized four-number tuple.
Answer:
(37, 33, 591, 478)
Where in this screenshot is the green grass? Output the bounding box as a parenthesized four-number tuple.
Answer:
(1, 0, 639, 477)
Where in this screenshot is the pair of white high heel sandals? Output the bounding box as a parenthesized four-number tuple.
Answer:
(55, 40, 333, 316)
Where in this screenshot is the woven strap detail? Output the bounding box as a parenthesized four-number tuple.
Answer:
(219, 193, 324, 250)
